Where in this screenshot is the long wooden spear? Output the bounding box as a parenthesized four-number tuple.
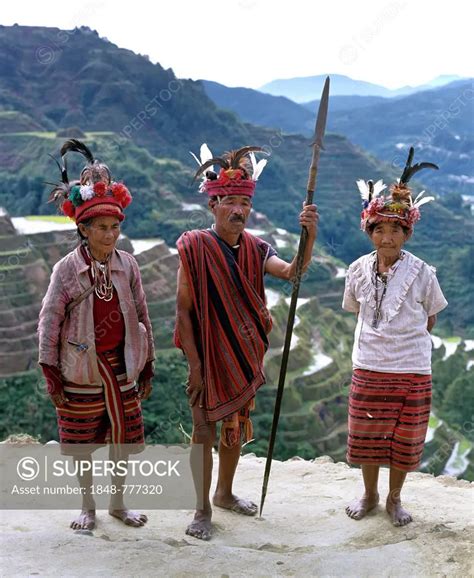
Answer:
(259, 76, 330, 516)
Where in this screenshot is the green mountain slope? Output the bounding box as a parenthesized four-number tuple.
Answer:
(202, 79, 315, 135)
(2, 127, 471, 335)
(0, 25, 247, 161)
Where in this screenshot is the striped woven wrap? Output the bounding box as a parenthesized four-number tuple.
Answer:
(56, 348, 144, 453)
(175, 229, 273, 440)
(347, 369, 432, 472)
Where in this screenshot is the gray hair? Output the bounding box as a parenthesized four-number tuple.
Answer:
(76, 218, 93, 244)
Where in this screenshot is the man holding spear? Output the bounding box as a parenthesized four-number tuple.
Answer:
(175, 144, 318, 540)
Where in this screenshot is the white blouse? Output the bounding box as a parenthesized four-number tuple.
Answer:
(342, 251, 448, 374)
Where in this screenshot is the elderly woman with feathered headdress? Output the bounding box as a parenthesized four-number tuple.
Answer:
(343, 147, 448, 526)
(38, 140, 154, 531)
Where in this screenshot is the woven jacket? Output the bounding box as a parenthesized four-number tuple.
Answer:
(38, 247, 154, 385)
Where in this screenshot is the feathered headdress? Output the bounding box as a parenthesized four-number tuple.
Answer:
(358, 147, 438, 231)
(47, 139, 132, 223)
(190, 143, 268, 197)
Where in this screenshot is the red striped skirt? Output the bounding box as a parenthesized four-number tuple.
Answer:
(347, 369, 431, 472)
(56, 348, 144, 454)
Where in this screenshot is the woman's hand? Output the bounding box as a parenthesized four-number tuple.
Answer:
(427, 314, 437, 333)
(49, 390, 69, 408)
(42, 364, 68, 408)
(138, 379, 153, 400)
(186, 366, 204, 408)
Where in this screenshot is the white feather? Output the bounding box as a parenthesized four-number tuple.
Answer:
(250, 152, 257, 174)
(413, 196, 435, 208)
(190, 143, 214, 174)
(356, 179, 370, 201)
(413, 190, 425, 205)
(249, 152, 267, 181)
(200, 143, 213, 164)
(189, 151, 201, 166)
(372, 179, 387, 198)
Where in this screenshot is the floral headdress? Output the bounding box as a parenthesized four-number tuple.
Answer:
(48, 139, 132, 224)
(358, 147, 439, 231)
(190, 143, 268, 197)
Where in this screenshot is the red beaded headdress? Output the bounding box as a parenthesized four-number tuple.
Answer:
(191, 144, 268, 197)
(47, 139, 132, 224)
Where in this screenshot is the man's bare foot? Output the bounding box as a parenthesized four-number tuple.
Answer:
(108, 509, 148, 527)
(185, 509, 212, 541)
(213, 493, 258, 516)
(386, 498, 412, 526)
(345, 493, 379, 520)
(70, 509, 96, 530)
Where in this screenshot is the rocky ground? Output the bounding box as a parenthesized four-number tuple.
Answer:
(1, 454, 472, 577)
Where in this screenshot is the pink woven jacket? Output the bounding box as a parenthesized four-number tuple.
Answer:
(38, 247, 154, 385)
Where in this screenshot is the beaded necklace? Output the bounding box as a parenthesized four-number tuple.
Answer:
(372, 269, 388, 328)
(86, 246, 114, 301)
(371, 252, 404, 328)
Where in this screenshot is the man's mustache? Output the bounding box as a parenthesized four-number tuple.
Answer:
(229, 215, 245, 223)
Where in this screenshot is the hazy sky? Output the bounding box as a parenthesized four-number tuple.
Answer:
(2, 0, 473, 89)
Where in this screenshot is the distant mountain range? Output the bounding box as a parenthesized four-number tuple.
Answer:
(259, 74, 467, 102)
(202, 78, 474, 195)
(202, 80, 386, 135)
(323, 80, 474, 195)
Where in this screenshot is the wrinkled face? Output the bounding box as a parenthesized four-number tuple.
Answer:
(369, 221, 410, 258)
(79, 216, 120, 256)
(210, 195, 252, 234)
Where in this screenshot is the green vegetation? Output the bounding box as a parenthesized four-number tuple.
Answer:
(0, 353, 192, 446)
(25, 215, 70, 223)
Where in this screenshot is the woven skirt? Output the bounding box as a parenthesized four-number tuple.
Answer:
(56, 348, 144, 454)
(347, 368, 431, 472)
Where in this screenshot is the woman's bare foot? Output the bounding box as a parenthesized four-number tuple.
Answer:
(70, 509, 96, 530)
(345, 493, 379, 520)
(386, 497, 413, 526)
(185, 509, 212, 540)
(108, 509, 148, 527)
(213, 492, 258, 516)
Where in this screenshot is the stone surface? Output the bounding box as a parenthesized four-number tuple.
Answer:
(1, 456, 472, 577)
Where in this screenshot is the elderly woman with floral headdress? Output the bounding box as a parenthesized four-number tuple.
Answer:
(342, 148, 448, 526)
(38, 140, 155, 531)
